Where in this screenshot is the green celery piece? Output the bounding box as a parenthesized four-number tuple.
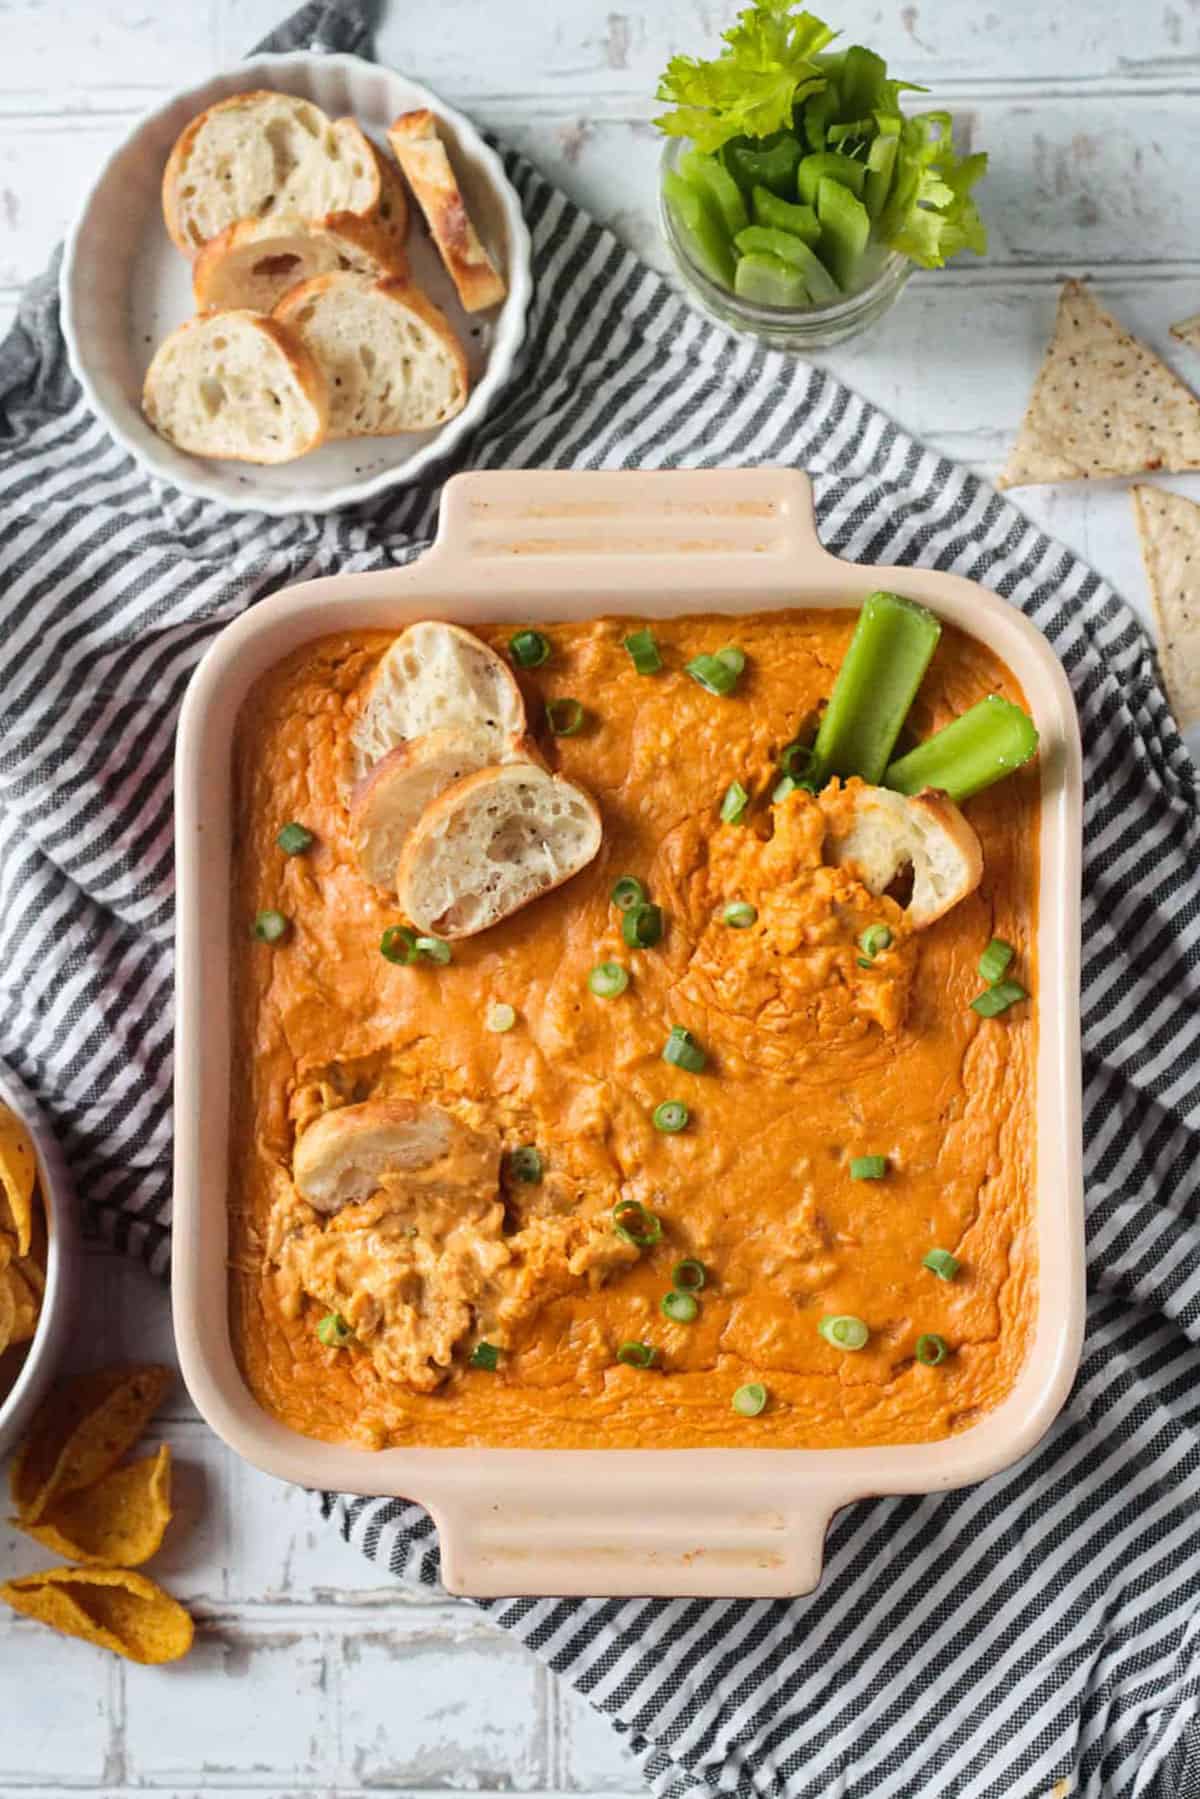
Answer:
(837, 45, 889, 119)
(865, 125, 899, 219)
(814, 592, 943, 786)
(827, 117, 876, 148)
(680, 148, 749, 237)
(817, 177, 871, 291)
(663, 170, 736, 290)
(722, 131, 803, 199)
(736, 224, 821, 269)
(884, 697, 1039, 803)
(801, 78, 841, 152)
(771, 235, 838, 303)
(734, 252, 810, 308)
(750, 186, 821, 243)
(798, 150, 866, 206)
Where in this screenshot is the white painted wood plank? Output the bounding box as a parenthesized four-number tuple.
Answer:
(335, 1609, 551, 1788)
(0, 1, 217, 101)
(0, 1617, 119, 1784)
(554, 1682, 642, 1792)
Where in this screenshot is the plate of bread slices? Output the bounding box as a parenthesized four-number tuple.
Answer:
(60, 53, 532, 515)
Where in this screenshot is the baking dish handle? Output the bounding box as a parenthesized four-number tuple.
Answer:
(422, 466, 832, 596)
(431, 1472, 844, 1600)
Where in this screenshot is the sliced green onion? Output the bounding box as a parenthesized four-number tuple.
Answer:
(858, 924, 893, 959)
(415, 936, 452, 965)
(814, 592, 943, 786)
(979, 938, 1015, 985)
(661, 1289, 699, 1323)
(589, 961, 629, 997)
(915, 1333, 949, 1367)
(850, 1155, 887, 1181)
(732, 1382, 768, 1417)
(509, 629, 550, 668)
(611, 876, 647, 912)
(277, 822, 313, 855)
(470, 1341, 500, 1371)
(716, 646, 746, 676)
(616, 1340, 658, 1368)
(720, 780, 749, 824)
(612, 1199, 662, 1248)
(317, 1311, 352, 1348)
(884, 696, 1039, 804)
(856, 956, 874, 970)
(662, 1026, 706, 1072)
(672, 1258, 707, 1292)
(653, 1100, 689, 1134)
(485, 1002, 516, 1033)
(622, 903, 663, 949)
(781, 742, 818, 780)
(686, 653, 740, 696)
(506, 1145, 543, 1184)
(819, 1313, 870, 1351)
(624, 628, 662, 675)
(723, 901, 757, 929)
(547, 697, 585, 737)
(923, 1248, 960, 1281)
(772, 773, 803, 803)
(253, 909, 289, 943)
(970, 980, 1027, 1018)
(380, 924, 418, 965)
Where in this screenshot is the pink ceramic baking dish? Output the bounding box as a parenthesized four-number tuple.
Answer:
(172, 467, 1084, 1599)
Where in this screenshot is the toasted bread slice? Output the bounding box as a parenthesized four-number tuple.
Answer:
(347, 620, 527, 793)
(397, 762, 603, 939)
(825, 784, 983, 930)
(273, 272, 468, 440)
(293, 1098, 498, 1215)
(141, 311, 328, 464)
(162, 94, 402, 257)
(193, 211, 404, 314)
(387, 110, 507, 312)
(350, 725, 537, 891)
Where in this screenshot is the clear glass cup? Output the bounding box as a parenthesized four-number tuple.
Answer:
(658, 138, 911, 352)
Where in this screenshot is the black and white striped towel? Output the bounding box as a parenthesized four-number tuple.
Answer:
(2, 3, 1199, 1794)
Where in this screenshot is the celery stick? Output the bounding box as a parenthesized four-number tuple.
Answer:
(663, 171, 736, 290)
(723, 133, 802, 199)
(865, 127, 899, 219)
(750, 186, 821, 244)
(681, 149, 749, 237)
(734, 253, 810, 307)
(884, 696, 1039, 803)
(813, 592, 942, 786)
(735, 225, 823, 269)
(817, 178, 871, 291)
(798, 150, 867, 206)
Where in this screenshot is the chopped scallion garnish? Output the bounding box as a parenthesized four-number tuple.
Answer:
(509, 629, 550, 668)
(723, 901, 757, 928)
(819, 1313, 869, 1351)
(772, 773, 801, 803)
(732, 1382, 768, 1416)
(970, 979, 1027, 1017)
(380, 924, 418, 965)
(686, 651, 743, 696)
(720, 780, 750, 824)
(616, 1340, 658, 1368)
(624, 628, 662, 675)
(317, 1311, 352, 1348)
(485, 1002, 516, 1033)
(662, 1025, 706, 1072)
(653, 1100, 689, 1134)
(622, 903, 664, 949)
(858, 924, 893, 959)
(546, 697, 585, 736)
(277, 822, 313, 855)
(506, 1145, 543, 1184)
(922, 1248, 960, 1281)
(415, 936, 452, 965)
(915, 1333, 949, 1366)
(470, 1341, 500, 1371)
(611, 876, 647, 912)
(850, 1155, 887, 1180)
(780, 742, 818, 780)
(672, 1258, 707, 1292)
(253, 909, 289, 943)
(661, 1289, 699, 1323)
(978, 938, 1015, 985)
(589, 961, 629, 997)
(612, 1199, 662, 1248)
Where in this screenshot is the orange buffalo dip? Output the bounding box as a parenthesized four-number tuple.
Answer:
(229, 609, 1038, 1450)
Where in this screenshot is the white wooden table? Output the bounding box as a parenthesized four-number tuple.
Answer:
(0, 2, 1195, 1792)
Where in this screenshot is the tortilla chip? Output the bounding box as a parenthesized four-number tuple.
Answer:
(999, 281, 1200, 489)
(1170, 314, 1200, 350)
(5, 1261, 41, 1346)
(18, 1444, 172, 1567)
(0, 1105, 37, 1258)
(1132, 485, 1200, 729)
(0, 1566, 193, 1664)
(10, 1364, 171, 1523)
(0, 1270, 14, 1358)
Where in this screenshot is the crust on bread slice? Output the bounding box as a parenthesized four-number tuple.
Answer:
(273, 271, 468, 440)
(387, 109, 507, 312)
(193, 211, 405, 313)
(141, 310, 329, 464)
(824, 783, 983, 929)
(293, 1098, 498, 1215)
(349, 725, 539, 891)
(396, 762, 603, 939)
(346, 620, 527, 796)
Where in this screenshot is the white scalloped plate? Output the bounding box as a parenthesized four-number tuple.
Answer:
(60, 52, 533, 517)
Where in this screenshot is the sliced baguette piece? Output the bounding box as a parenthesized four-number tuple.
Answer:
(387, 109, 507, 312)
(348, 621, 527, 793)
(141, 310, 328, 464)
(825, 784, 983, 930)
(341, 118, 409, 248)
(397, 762, 603, 939)
(273, 272, 468, 440)
(293, 1098, 498, 1215)
(350, 725, 538, 890)
(193, 211, 405, 314)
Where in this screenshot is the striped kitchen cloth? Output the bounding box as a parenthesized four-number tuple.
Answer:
(2, 2, 1199, 1795)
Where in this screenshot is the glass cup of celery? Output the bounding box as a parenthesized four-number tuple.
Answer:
(655, 11, 987, 352)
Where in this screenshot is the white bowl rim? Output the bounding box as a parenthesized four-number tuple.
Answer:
(59, 50, 534, 518)
(0, 1059, 79, 1448)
